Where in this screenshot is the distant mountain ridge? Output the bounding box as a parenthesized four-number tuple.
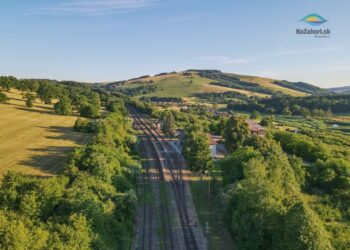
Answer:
(328, 86, 350, 94)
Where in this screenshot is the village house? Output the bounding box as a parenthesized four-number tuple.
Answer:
(174, 119, 265, 160)
(246, 119, 266, 136)
(209, 135, 227, 160)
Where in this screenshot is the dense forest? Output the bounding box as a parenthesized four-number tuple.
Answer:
(272, 80, 327, 94)
(228, 94, 350, 115)
(140, 96, 183, 104)
(0, 99, 140, 249)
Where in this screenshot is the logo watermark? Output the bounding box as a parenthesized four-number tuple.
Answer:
(296, 14, 330, 38)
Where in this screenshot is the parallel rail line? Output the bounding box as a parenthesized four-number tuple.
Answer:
(133, 114, 176, 250)
(133, 112, 199, 250)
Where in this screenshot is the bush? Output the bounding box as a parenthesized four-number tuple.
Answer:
(80, 104, 100, 118)
(250, 110, 260, 119)
(54, 97, 72, 115)
(309, 158, 350, 192)
(0, 91, 9, 103)
(74, 118, 96, 133)
(260, 115, 274, 128)
(274, 131, 331, 162)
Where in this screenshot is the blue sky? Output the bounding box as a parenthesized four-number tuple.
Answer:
(1, 0, 349, 87)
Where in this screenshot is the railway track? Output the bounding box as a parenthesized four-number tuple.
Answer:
(132, 114, 176, 250)
(132, 111, 200, 250)
(139, 138, 153, 250)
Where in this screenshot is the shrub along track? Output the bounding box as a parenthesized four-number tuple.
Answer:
(131, 108, 207, 250)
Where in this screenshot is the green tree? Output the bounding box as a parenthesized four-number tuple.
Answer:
(183, 128, 213, 174)
(282, 106, 292, 115)
(288, 155, 305, 188)
(162, 112, 175, 137)
(54, 96, 72, 115)
(223, 115, 250, 151)
(0, 76, 13, 91)
(21, 79, 39, 93)
(0, 91, 9, 103)
(300, 107, 311, 118)
(220, 146, 261, 185)
(23, 92, 36, 107)
(0, 215, 32, 250)
(228, 157, 285, 250)
(36, 83, 58, 104)
(310, 159, 350, 192)
(80, 103, 100, 118)
(260, 115, 274, 128)
(250, 110, 260, 119)
(49, 213, 92, 250)
(282, 202, 333, 250)
(74, 118, 96, 133)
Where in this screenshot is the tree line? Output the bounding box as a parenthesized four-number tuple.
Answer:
(228, 94, 350, 115)
(0, 76, 101, 118)
(193, 91, 250, 104)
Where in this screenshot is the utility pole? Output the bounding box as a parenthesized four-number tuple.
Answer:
(205, 170, 211, 194)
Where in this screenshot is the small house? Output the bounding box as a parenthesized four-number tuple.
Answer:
(246, 119, 266, 136)
(209, 135, 227, 160)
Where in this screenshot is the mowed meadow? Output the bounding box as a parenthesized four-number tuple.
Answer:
(0, 89, 91, 177)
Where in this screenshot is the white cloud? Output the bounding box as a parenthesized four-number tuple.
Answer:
(31, 0, 159, 15)
(196, 56, 249, 65)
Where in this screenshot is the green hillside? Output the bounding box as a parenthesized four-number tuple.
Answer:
(105, 70, 324, 103)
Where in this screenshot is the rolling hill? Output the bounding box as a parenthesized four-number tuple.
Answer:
(328, 86, 350, 94)
(105, 70, 326, 102)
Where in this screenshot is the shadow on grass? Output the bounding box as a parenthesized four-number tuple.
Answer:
(15, 106, 55, 115)
(18, 146, 76, 176)
(18, 125, 90, 176)
(40, 125, 80, 141)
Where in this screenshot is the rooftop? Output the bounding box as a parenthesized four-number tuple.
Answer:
(246, 119, 265, 132)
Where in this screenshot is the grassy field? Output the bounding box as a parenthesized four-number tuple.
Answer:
(0, 89, 91, 177)
(235, 74, 308, 97)
(274, 115, 350, 161)
(275, 115, 350, 135)
(117, 73, 270, 101)
(189, 175, 234, 250)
